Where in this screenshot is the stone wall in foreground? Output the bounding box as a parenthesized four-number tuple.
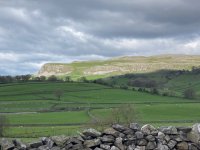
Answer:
(1, 123, 200, 150)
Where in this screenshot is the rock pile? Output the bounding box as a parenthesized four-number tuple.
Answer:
(1, 123, 200, 150)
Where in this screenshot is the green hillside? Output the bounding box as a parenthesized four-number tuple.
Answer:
(0, 82, 200, 138)
(96, 69, 200, 99)
(37, 54, 200, 80)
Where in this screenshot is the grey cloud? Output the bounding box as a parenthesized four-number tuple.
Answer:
(0, 0, 200, 75)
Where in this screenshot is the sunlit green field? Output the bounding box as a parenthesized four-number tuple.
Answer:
(0, 82, 199, 138)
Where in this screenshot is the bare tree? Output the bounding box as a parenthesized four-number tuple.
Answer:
(111, 104, 139, 124)
(53, 89, 64, 101)
(87, 104, 140, 131)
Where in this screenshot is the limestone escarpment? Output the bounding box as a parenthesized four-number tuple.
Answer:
(37, 64, 73, 76)
(37, 55, 200, 78)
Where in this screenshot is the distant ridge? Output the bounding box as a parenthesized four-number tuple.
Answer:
(37, 54, 200, 79)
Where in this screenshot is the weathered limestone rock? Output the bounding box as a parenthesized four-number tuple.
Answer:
(134, 146, 146, 150)
(84, 139, 101, 148)
(177, 141, 189, 150)
(41, 137, 54, 148)
(100, 144, 110, 150)
(158, 131, 165, 140)
(187, 123, 200, 144)
(177, 127, 192, 133)
(135, 131, 144, 139)
(110, 146, 120, 150)
(160, 126, 178, 135)
(167, 140, 177, 149)
(13, 139, 27, 149)
(29, 141, 43, 148)
(103, 128, 119, 137)
(188, 143, 199, 150)
(112, 124, 128, 132)
(127, 144, 136, 150)
(100, 135, 115, 143)
(146, 141, 156, 150)
(83, 128, 102, 138)
(141, 124, 156, 135)
(157, 143, 169, 150)
(130, 123, 140, 131)
(0, 138, 15, 150)
(50, 135, 69, 146)
(146, 135, 155, 142)
(137, 139, 147, 146)
(114, 137, 125, 150)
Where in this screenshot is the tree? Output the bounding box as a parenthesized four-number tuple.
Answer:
(86, 104, 139, 131)
(183, 88, 196, 99)
(120, 84, 128, 90)
(21, 74, 31, 82)
(53, 89, 64, 101)
(48, 75, 57, 82)
(40, 76, 46, 81)
(0, 115, 8, 137)
(150, 88, 159, 95)
(15, 75, 22, 82)
(78, 77, 87, 82)
(111, 104, 139, 124)
(0, 76, 14, 83)
(65, 76, 71, 82)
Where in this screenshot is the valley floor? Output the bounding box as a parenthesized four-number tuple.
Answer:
(0, 82, 199, 138)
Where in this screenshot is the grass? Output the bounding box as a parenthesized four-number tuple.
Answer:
(0, 82, 199, 138)
(5, 126, 80, 138)
(7, 111, 90, 125)
(91, 103, 200, 122)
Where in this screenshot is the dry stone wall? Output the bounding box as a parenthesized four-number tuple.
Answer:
(1, 123, 200, 150)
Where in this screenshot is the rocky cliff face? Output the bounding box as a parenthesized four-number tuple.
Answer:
(37, 64, 73, 76)
(37, 55, 200, 78)
(1, 123, 200, 150)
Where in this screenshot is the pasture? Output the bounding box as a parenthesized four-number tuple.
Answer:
(0, 82, 199, 138)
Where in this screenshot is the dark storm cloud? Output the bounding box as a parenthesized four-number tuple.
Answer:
(0, 0, 200, 75)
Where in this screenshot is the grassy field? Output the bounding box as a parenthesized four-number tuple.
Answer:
(0, 82, 199, 138)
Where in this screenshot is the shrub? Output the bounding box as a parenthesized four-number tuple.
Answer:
(120, 85, 128, 90)
(78, 77, 87, 82)
(150, 88, 159, 95)
(128, 78, 157, 88)
(48, 75, 57, 82)
(86, 104, 139, 131)
(65, 76, 72, 82)
(183, 88, 196, 99)
(138, 88, 143, 92)
(111, 104, 139, 124)
(53, 89, 64, 101)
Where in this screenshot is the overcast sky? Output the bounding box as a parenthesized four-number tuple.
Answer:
(0, 0, 200, 75)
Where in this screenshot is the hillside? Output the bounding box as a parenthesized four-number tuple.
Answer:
(37, 54, 200, 79)
(96, 69, 200, 99)
(1, 82, 199, 138)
